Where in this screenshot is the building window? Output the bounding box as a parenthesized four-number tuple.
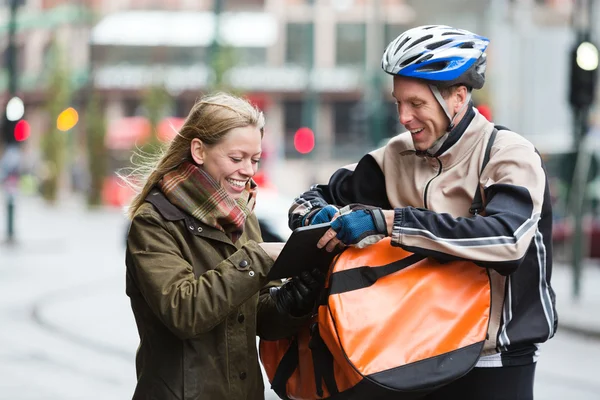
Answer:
(333, 100, 370, 156)
(286, 23, 314, 66)
(123, 98, 142, 117)
(385, 24, 407, 48)
(333, 99, 400, 156)
(230, 47, 267, 66)
(225, 0, 265, 10)
(336, 23, 366, 67)
(283, 100, 305, 158)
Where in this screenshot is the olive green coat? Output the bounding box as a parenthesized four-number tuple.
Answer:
(125, 189, 303, 400)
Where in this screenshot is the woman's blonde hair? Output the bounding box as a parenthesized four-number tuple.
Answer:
(121, 92, 265, 220)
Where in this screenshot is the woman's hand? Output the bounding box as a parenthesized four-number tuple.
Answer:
(258, 242, 285, 261)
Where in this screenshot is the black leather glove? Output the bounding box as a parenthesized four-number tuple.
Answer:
(270, 268, 325, 317)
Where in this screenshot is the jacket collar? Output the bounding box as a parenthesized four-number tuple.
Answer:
(436, 109, 495, 170)
(432, 103, 476, 157)
(145, 188, 240, 246)
(146, 188, 185, 221)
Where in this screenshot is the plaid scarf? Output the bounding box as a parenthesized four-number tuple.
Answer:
(158, 161, 257, 242)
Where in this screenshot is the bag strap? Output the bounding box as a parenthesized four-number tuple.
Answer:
(308, 323, 339, 398)
(270, 338, 298, 400)
(328, 254, 426, 295)
(469, 126, 499, 215)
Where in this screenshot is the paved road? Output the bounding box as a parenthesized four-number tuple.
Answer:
(1, 195, 599, 399)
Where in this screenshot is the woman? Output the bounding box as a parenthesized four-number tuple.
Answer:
(124, 93, 320, 399)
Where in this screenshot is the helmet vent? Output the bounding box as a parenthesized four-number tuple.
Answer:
(400, 54, 421, 67)
(394, 36, 411, 55)
(426, 39, 452, 50)
(416, 53, 433, 64)
(459, 42, 475, 49)
(416, 61, 448, 72)
(442, 31, 465, 36)
(405, 34, 433, 50)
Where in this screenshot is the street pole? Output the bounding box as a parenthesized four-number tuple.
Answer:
(569, 0, 597, 300)
(4, 0, 21, 244)
(365, 0, 384, 147)
(209, 0, 223, 88)
(302, 0, 318, 183)
(570, 106, 591, 300)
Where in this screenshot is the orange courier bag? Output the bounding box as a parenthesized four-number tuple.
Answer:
(260, 237, 491, 399)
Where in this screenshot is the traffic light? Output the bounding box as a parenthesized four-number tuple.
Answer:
(2, 117, 29, 144)
(2, 96, 27, 144)
(569, 38, 599, 109)
(294, 127, 315, 154)
(14, 119, 30, 141)
(57, 107, 79, 131)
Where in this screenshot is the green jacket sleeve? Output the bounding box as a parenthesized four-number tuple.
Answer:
(127, 209, 274, 340)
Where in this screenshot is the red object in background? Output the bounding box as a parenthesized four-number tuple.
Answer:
(246, 93, 270, 111)
(105, 116, 151, 150)
(14, 120, 30, 141)
(476, 104, 492, 121)
(294, 127, 315, 154)
(102, 176, 136, 208)
(105, 116, 187, 149)
(553, 216, 600, 259)
(157, 117, 185, 142)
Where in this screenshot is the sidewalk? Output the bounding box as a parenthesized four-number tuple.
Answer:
(1, 194, 599, 399)
(552, 263, 600, 337)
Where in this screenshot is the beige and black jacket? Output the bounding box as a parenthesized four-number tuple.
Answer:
(289, 107, 557, 367)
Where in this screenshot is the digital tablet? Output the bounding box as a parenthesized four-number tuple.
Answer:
(267, 223, 341, 280)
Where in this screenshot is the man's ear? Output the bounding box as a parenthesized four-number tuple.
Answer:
(453, 86, 469, 113)
(190, 138, 205, 165)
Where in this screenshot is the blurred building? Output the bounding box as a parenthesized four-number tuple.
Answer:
(0, 0, 410, 163)
(0, 0, 585, 191)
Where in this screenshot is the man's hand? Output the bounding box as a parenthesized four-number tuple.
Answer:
(318, 208, 389, 251)
(269, 268, 325, 317)
(308, 205, 339, 225)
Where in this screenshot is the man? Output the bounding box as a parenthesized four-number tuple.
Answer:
(288, 25, 556, 399)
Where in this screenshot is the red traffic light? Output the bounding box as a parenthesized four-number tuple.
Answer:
(14, 119, 30, 142)
(294, 127, 315, 154)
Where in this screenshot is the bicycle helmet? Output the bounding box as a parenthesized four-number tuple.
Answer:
(381, 25, 489, 89)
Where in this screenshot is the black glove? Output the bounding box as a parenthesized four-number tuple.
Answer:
(270, 268, 325, 317)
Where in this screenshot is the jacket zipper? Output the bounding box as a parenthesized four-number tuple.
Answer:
(423, 157, 443, 209)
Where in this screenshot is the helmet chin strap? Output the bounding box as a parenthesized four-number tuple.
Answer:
(427, 85, 472, 154)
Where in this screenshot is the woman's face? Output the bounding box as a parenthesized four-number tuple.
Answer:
(191, 125, 262, 200)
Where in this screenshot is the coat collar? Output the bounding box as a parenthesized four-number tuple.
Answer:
(146, 188, 240, 246)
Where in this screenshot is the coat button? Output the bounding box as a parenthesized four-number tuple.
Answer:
(239, 260, 248, 268)
(238, 314, 245, 323)
(248, 271, 255, 277)
(239, 371, 247, 380)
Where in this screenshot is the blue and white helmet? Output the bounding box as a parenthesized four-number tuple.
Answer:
(381, 25, 490, 89)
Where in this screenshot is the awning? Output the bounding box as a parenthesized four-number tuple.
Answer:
(90, 11, 277, 48)
(105, 116, 185, 150)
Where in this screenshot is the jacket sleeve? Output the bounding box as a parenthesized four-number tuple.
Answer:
(288, 153, 391, 229)
(391, 143, 549, 275)
(126, 209, 275, 340)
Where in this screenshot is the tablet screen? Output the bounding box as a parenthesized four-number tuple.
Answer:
(267, 223, 340, 280)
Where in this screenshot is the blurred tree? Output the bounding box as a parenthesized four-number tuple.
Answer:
(210, 45, 238, 91)
(140, 84, 173, 155)
(84, 92, 106, 207)
(40, 41, 71, 203)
